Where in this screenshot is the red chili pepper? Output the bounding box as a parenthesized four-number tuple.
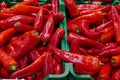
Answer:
(80, 4, 111, 15)
(10, 30, 40, 59)
(91, 20, 112, 32)
(14, 22, 34, 32)
(20, 55, 28, 69)
(0, 67, 9, 78)
(0, 28, 16, 46)
(0, 12, 15, 20)
(0, 15, 35, 29)
(18, 0, 39, 5)
(10, 52, 46, 79)
(64, 0, 79, 18)
(0, 8, 14, 14)
(47, 28, 65, 51)
(106, 11, 112, 20)
(36, 72, 44, 80)
(34, 7, 44, 31)
(111, 6, 120, 45)
(97, 63, 111, 80)
(42, 4, 52, 10)
(43, 51, 54, 78)
(27, 75, 34, 80)
(68, 32, 104, 48)
(111, 55, 120, 67)
(6, 43, 15, 54)
(0, 1, 8, 10)
(69, 11, 103, 25)
(52, 48, 103, 72)
(98, 57, 110, 63)
(77, 3, 101, 11)
(98, 47, 120, 58)
(78, 20, 101, 40)
(51, 0, 58, 14)
(0, 48, 18, 72)
(68, 23, 81, 34)
(111, 69, 120, 80)
(41, 13, 54, 44)
(100, 25, 114, 43)
(53, 55, 62, 74)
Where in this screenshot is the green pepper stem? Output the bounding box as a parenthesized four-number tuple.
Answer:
(14, 22, 19, 28)
(10, 65, 17, 72)
(111, 59, 116, 64)
(75, 29, 80, 34)
(99, 62, 104, 66)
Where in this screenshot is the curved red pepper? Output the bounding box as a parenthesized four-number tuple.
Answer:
(68, 32, 104, 48)
(0, 12, 15, 20)
(97, 63, 111, 80)
(0, 15, 35, 29)
(51, 0, 58, 14)
(42, 4, 52, 10)
(64, 0, 79, 18)
(14, 22, 34, 32)
(0, 28, 16, 46)
(6, 43, 15, 54)
(52, 48, 103, 72)
(10, 52, 46, 79)
(47, 28, 65, 51)
(18, 0, 39, 6)
(20, 55, 28, 69)
(10, 30, 41, 59)
(111, 55, 120, 67)
(0, 48, 18, 72)
(41, 13, 54, 44)
(34, 7, 44, 31)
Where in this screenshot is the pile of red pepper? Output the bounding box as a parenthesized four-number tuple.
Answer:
(62, 0, 120, 80)
(0, 0, 65, 79)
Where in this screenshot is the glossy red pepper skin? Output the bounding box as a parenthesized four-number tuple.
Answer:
(100, 25, 114, 43)
(0, 28, 16, 46)
(0, 12, 15, 20)
(0, 15, 35, 29)
(52, 48, 102, 72)
(98, 47, 120, 58)
(77, 3, 101, 11)
(14, 22, 34, 32)
(36, 72, 44, 80)
(10, 30, 40, 59)
(20, 55, 28, 69)
(51, 0, 58, 14)
(111, 69, 120, 80)
(18, 0, 39, 5)
(64, 0, 79, 18)
(111, 6, 120, 45)
(78, 20, 101, 40)
(111, 55, 120, 67)
(97, 63, 111, 80)
(34, 7, 43, 31)
(0, 1, 8, 10)
(91, 20, 112, 32)
(69, 11, 103, 25)
(68, 23, 81, 34)
(0, 67, 9, 78)
(41, 13, 54, 43)
(68, 32, 104, 48)
(47, 28, 65, 51)
(42, 4, 52, 10)
(10, 52, 46, 79)
(6, 43, 15, 54)
(0, 48, 18, 72)
(43, 52, 54, 78)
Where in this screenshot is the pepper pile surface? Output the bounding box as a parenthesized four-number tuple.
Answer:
(63, 0, 120, 80)
(0, 0, 64, 79)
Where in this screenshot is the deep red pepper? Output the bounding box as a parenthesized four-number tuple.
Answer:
(34, 7, 44, 31)
(41, 13, 54, 44)
(6, 43, 15, 54)
(0, 15, 35, 29)
(10, 52, 46, 79)
(68, 32, 104, 48)
(51, 0, 58, 14)
(10, 30, 40, 59)
(67, 23, 81, 34)
(111, 69, 120, 80)
(0, 1, 8, 10)
(0, 8, 14, 14)
(0, 28, 16, 46)
(42, 3, 52, 10)
(0, 12, 15, 20)
(98, 57, 110, 63)
(64, 0, 79, 18)
(47, 28, 65, 51)
(0, 48, 18, 72)
(68, 11, 103, 25)
(43, 51, 54, 78)
(36, 72, 44, 80)
(27, 75, 34, 80)
(20, 54, 29, 69)
(78, 20, 101, 40)
(53, 55, 62, 74)
(97, 63, 111, 80)
(106, 11, 112, 20)
(52, 48, 103, 72)
(111, 6, 120, 45)
(0, 67, 9, 78)
(77, 3, 101, 11)
(111, 55, 120, 67)
(14, 22, 34, 32)
(18, 0, 39, 6)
